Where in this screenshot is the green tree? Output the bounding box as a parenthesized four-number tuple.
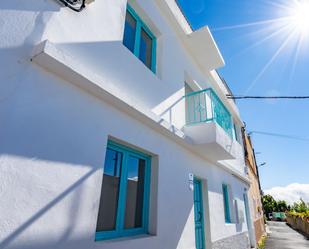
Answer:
(291, 198, 309, 212)
(276, 200, 288, 212)
(262, 194, 277, 215)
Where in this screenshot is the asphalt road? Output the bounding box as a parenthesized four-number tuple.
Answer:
(265, 221, 309, 249)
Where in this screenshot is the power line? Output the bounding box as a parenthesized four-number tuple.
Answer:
(249, 131, 309, 141)
(227, 95, 309, 99)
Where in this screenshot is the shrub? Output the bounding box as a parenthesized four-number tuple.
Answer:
(257, 235, 267, 249)
(287, 210, 309, 222)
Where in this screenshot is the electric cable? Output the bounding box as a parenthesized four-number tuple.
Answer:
(227, 95, 309, 99)
(249, 131, 309, 141)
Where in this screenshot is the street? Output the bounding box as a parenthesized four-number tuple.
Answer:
(265, 221, 309, 249)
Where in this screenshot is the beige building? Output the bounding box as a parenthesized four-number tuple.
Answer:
(243, 130, 266, 245)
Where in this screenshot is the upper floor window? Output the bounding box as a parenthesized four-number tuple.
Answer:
(123, 5, 157, 73)
(233, 123, 241, 143)
(95, 140, 151, 240)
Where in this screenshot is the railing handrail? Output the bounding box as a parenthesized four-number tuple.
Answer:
(184, 88, 233, 138)
(210, 89, 232, 118)
(184, 88, 231, 117)
(184, 87, 212, 97)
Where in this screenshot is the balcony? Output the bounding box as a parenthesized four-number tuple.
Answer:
(183, 88, 237, 161)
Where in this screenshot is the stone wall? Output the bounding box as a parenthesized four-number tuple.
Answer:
(254, 217, 266, 243)
(286, 214, 309, 237)
(212, 232, 250, 249)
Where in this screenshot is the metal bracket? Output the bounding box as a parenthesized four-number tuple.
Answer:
(57, 0, 94, 12)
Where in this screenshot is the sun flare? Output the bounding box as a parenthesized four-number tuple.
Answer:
(212, 0, 309, 93)
(289, 1, 309, 36)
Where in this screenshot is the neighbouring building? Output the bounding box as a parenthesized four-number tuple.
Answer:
(0, 1, 255, 249)
(242, 129, 266, 246)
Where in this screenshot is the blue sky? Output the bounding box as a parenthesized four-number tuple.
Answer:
(177, 0, 309, 190)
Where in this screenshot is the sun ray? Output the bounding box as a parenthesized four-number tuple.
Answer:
(244, 30, 297, 94)
(235, 18, 287, 42)
(290, 34, 303, 80)
(228, 24, 291, 62)
(261, 0, 296, 12)
(285, 33, 304, 98)
(212, 17, 291, 32)
(212, 0, 309, 94)
(242, 24, 290, 49)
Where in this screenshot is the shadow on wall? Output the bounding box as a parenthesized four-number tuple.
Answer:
(236, 221, 243, 233)
(0, 64, 109, 166)
(0, 4, 101, 249)
(0, 39, 190, 165)
(0, 79, 194, 249)
(46, 40, 194, 133)
(55, 40, 184, 110)
(0, 11, 55, 78)
(0, 168, 98, 249)
(1, 235, 97, 249)
(0, 0, 60, 11)
(0, 0, 59, 129)
(0, 3, 225, 248)
(0, 67, 194, 249)
(154, 93, 185, 128)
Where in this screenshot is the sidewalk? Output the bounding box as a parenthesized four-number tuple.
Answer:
(264, 221, 309, 249)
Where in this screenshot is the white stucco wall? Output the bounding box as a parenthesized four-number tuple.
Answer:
(0, 68, 248, 248)
(0, 0, 250, 248)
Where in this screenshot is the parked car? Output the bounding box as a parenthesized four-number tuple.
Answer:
(272, 212, 287, 221)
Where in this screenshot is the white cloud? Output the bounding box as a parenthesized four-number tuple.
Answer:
(264, 183, 309, 204)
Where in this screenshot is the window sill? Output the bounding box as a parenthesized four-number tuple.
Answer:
(122, 44, 156, 75)
(95, 233, 156, 244)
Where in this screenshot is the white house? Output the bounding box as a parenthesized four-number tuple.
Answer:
(0, 1, 255, 249)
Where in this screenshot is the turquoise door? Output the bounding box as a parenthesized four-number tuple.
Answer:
(194, 178, 205, 249)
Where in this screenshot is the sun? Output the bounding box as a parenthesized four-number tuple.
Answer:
(211, 0, 309, 93)
(289, 0, 309, 36)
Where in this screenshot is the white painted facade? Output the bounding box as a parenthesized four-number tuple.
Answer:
(0, 1, 251, 249)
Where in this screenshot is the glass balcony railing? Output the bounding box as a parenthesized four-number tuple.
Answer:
(185, 88, 233, 138)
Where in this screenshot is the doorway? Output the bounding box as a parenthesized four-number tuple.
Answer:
(194, 178, 206, 249)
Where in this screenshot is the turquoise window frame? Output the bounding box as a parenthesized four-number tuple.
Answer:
(124, 4, 157, 73)
(222, 184, 231, 223)
(95, 140, 152, 241)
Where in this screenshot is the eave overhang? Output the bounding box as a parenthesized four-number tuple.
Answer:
(156, 0, 225, 72)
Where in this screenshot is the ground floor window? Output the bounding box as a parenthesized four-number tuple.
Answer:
(95, 140, 151, 240)
(222, 184, 232, 223)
